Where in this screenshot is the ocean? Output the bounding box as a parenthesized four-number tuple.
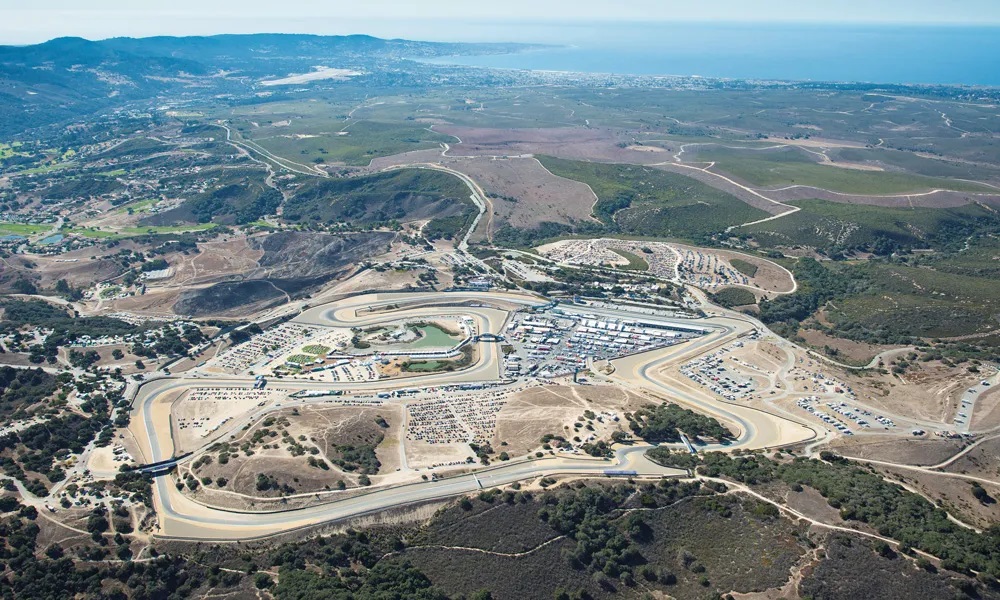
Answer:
(422, 23, 1000, 87)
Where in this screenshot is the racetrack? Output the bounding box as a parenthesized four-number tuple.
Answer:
(129, 290, 816, 541)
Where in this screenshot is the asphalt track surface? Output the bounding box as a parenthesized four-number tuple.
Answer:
(130, 291, 816, 541)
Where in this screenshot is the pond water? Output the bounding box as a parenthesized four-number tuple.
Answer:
(408, 324, 461, 349)
(405, 360, 446, 372)
(38, 234, 64, 245)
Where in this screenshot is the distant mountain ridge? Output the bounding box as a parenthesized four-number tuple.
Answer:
(0, 33, 539, 136)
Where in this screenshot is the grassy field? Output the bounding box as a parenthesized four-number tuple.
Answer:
(744, 199, 1000, 252)
(66, 223, 217, 239)
(250, 120, 453, 166)
(286, 354, 315, 365)
(0, 223, 50, 236)
(402, 360, 446, 372)
(217, 97, 455, 166)
(115, 199, 158, 215)
(65, 228, 119, 239)
(831, 147, 1000, 182)
(730, 258, 759, 277)
(694, 146, 994, 194)
(17, 162, 74, 175)
(301, 345, 330, 355)
(121, 224, 218, 235)
(539, 156, 768, 242)
(610, 248, 649, 271)
(0, 142, 26, 160)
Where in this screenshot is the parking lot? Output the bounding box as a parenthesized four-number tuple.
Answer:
(503, 305, 706, 378)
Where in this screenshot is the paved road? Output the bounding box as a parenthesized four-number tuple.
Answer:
(611, 317, 818, 451)
(958, 371, 1000, 433)
(153, 446, 685, 540)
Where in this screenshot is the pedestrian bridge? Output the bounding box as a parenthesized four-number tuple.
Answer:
(474, 333, 505, 342)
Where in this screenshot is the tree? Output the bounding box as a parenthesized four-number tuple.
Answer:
(12, 278, 37, 294)
(972, 482, 995, 505)
(253, 573, 273, 589)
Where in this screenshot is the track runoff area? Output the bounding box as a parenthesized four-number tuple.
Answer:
(129, 291, 816, 541)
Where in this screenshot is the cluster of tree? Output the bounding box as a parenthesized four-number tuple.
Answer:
(626, 403, 733, 444)
(254, 473, 296, 495)
(535, 479, 710, 589)
(581, 440, 614, 458)
(109, 470, 155, 508)
(492, 221, 602, 249)
(131, 325, 204, 359)
(593, 191, 634, 223)
(709, 287, 757, 308)
(0, 367, 56, 420)
(52, 279, 83, 301)
(139, 258, 169, 272)
(228, 323, 263, 345)
(68, 349, 100, 369)
(422, 211, 477, 242)
(2, 540, 219, 598)
(275, 559, 446, 599)
(1, 488, 424, 596)
(0, 506, 41, 575)
(1, 299, 152, 363)
(0, 405, 108, 487)
(468, 441, 494, 465)
(44, 176, 123, 199)
(178, 180, 282, 225)
(758, 258, 868, 325)
(328, 436, 383, 475)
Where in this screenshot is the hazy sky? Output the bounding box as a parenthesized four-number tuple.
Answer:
(4, 0, 1000, 44)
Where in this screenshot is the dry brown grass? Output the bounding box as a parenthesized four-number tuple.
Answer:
(493, 383, 648, 457)
(943, 437, 1000, 479)
(828, 434, 965, 466)
(797, 329, 894, 365)
(834, 360, 981, 424)
(876, 465, 1000, 530)
(970, 387, 1000, 431)
(170, 237, 262, 286)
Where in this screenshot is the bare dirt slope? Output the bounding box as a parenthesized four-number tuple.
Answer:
(172, 231, 394, 317)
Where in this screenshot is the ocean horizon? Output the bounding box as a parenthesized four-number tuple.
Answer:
(421, 22, 1000, 87)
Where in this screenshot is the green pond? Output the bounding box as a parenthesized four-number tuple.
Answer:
(408, 324, 460, 349)
(405, 360, 446, 372)
(367, 323, 461, 349)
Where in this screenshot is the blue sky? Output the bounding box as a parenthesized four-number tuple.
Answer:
(4, 0, 1000, 44)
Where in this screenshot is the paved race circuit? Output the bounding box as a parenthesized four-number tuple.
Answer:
(129, 291, 817, 541)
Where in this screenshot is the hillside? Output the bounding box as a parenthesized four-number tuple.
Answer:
(0, 34, 540, 137)
(282, 169, 478, 240)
